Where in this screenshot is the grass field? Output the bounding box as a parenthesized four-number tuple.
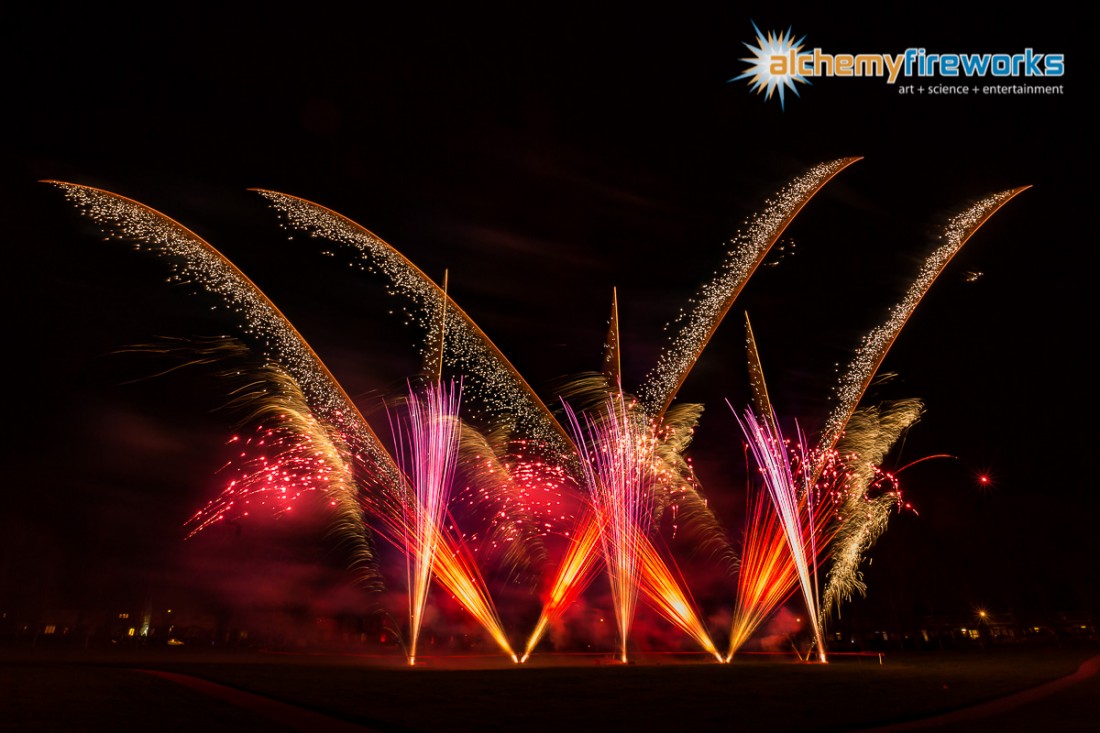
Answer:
(2, 645, 1097, 731)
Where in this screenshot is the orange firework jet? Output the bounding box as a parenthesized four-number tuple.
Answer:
(432, 521, 518, 662)
(727, 429, 836, 661)
(521, 514, 604, 662)
(636, 532, 722, 662)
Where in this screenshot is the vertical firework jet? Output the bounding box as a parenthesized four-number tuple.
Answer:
(525, 290, 718, 662)
(519, 433, 719, 661)
(727, 400, 924, 657)
(729, 315, 831, 660)
(391, 380, 463, 665)
(732, 406, 827, 662)
(554, 389, 717, 662)
(563, 393, 657, 663)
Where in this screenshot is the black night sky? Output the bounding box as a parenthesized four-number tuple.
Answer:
(2, 5, 1092, 641)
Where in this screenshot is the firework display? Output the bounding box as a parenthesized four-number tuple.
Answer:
(48, 160, 1025, 663)
(725, 188, 1024, 660)
(47, 182, 514, 664)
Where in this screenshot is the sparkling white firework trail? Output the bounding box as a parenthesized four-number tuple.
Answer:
(47, 183, 400, 490)
(640, 158, 860, 416)
(48, 182, 403, 589)
(253, 190, 573, 456)
(818, 188, 1029, 457)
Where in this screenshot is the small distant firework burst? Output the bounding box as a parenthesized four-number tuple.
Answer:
(49, 160, 1025, 663)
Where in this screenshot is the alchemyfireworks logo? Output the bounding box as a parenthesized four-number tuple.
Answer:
(733, 22, 1066, 108)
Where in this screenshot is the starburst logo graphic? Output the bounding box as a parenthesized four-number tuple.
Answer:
(729, 21, 1066, 108)
(731, 22, 810, 110)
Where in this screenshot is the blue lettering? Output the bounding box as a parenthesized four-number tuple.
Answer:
(959, 54, 991, 75)
(904, 48, 920, 76)
(1024, 48, 1043, 76)
(991, 54, 1012, 76)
